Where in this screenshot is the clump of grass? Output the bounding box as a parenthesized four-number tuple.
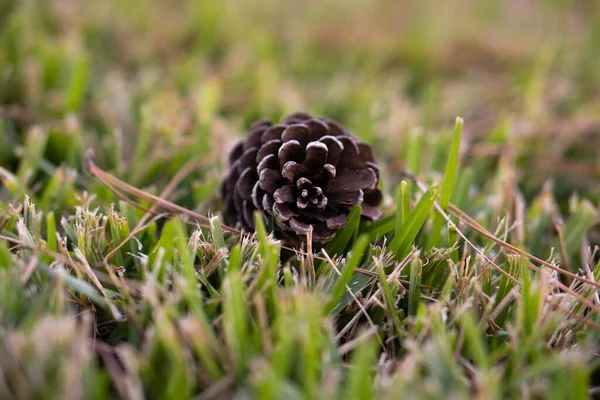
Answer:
(2, 0, 600, 399)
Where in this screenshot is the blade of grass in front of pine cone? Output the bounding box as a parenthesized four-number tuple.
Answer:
(428, 117, 463, 250)
(329, 260, 376, 316)
(317, 205, 362, 275)
(388, 184, 439, 261)
(325, 205, 362, 257)
(363, 214, 395, 238)
(377, 263, 403, 338)
(254, 211, 269, 254)
(325, 234, 369, 314)
(254, 212, 279, 311)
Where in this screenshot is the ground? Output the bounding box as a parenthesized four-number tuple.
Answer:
(1, 0, 600, 398)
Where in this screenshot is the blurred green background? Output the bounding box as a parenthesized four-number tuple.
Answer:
(1, 0, 600, 204)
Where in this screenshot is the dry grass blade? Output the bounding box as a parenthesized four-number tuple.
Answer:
(102, 157, 204, 266)
(449, 204, 600, 290)
(401, 170, 600, 330)
(85, 149, 380, 274)
(402, 169, 600, 290)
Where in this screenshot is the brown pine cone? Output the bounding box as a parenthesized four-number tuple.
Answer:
(220, 112, 382, 244)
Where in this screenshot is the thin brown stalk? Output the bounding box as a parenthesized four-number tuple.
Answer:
(401, 170, 600, 328)
(85, 148, 378, 271)
(102, 158, 204, 266)
(449, 204, 600, 290)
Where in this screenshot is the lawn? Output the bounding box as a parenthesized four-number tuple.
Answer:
(2, 0, 600, 398)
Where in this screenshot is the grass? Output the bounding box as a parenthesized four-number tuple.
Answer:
(2, 0, 600, 398)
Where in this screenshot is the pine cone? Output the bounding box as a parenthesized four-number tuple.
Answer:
(220, 112, 382, 244)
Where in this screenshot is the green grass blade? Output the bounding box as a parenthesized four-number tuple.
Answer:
(377, 264, 402, 337)
(254, 212, 280, 310)
(44, 212, 57, 263)
(325, 235, 369, 314)
(396, 180, 410, 236)
(64, 52, 90, 113)
(325, 205, 362, 258)
(408, 255, 422, 316)
(389, 184, 440, 261)
(460, 312, 490, 371)
(345, 333, 379, 400)
(428, 117, 463, 249)
(440, 117, 464, 208)
(223, 269, 248, 377)
(406, 127, 423, 188)
(363, 215, 395, 238)
(16, 127, 48, 183)
(558, 199, 597, 271)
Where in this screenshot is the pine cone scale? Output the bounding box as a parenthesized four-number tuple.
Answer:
(261, 125, 286, 144)
(330, 168, 377, 191)
(303, 142, 329, 173)
(278, 140, 305, 166)
(326, 214, 348, 229)
(236, 169, 257, 201)
(239, 148, 259, 170)
(273, 185, 295, 203)
(311, 164, 336, 189)
(273, 202, 296, 221)
(221, 112, 383, 245)
(258, 169, 284, 193)
(281, 125, 307, 145)
(228, 142, 245, 165)
(319, 136, 344, 165)
(257, 154, 279, 173)
(282, 161, 310, 182)
(257, 140, 282, 161)
(328, 190, 364, 205)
